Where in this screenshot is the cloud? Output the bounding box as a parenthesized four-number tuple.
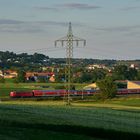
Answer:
(0, 19, 46, 33)
(35, 21, 84, 27)
(0, 19, 37, 33)
(0, 24, 43, 33)
(58, 3, 101, 10)
(35, 3, 101, 11)
(0, 19, 83, 33)
(34, 6, 58, 11)
(0, 19, 24, 24)
(95, 25, 140, 33)
(121, 6, 140, 11)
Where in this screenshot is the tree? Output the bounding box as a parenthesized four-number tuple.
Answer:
(112, 65, 128, 80)
(0, 76, 5, 83)
(80, 72, 92, 83)
(136, 70, 140, 80)
(16, 70, 26, 83)
(55, 68, 65, 82)
(91, 69, 106, 82)
(112, 65, 138, 80)
(127, 68, 138, 80)
(96, 77, 117, 99)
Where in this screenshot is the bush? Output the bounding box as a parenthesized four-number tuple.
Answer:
(55, 85, 65, 89)
(0, 77, 5, 83)
(13, 78, 19, 83)
(37, 76, 48, 83)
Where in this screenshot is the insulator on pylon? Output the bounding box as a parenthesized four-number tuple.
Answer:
(76, 40, 78, 46)
(62, 41, 64, 46)
(55, 41, 57, 47)
(84, 40, 86, 46)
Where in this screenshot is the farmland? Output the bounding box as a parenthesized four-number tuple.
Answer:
(0, 83, 140, 140)
(0, 100, 140, 140)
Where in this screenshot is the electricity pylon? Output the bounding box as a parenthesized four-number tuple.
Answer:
(55, 22, 86, 105)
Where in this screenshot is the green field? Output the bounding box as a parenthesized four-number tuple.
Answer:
(0, 83, 140, 140)
(0, 100, 140, 140)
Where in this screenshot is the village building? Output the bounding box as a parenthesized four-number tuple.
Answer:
(127, 80, 140, 89)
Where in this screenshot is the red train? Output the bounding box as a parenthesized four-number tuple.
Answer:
(10, 90, 95, 98)
(10, 88, 140, 98)
(117, 88, 140, 95)
(10, 91, 33, 98)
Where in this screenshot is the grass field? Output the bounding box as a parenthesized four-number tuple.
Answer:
(0, 100, 140, 140)
(0, 82, 140, 140)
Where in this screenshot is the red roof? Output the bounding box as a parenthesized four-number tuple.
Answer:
(25, 72, 54, 77)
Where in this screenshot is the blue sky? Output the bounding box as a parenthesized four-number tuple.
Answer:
(0, 0, 140, 59)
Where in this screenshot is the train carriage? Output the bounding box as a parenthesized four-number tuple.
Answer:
(32, 90, 65, 97)
(10, 91, 33, 98)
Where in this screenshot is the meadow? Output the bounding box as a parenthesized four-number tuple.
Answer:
(0, 82, 140, 140)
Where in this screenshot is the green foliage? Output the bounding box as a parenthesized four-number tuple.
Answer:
(73, 69, 106, 83)
(91, 69, 106, 82)
(55, 85, 75, 90)
(116, 82, 127, 89)
(127, 68, 138, 80)
(97, 77, 117, 99)
(37, 76, 48, 83)
(13, 78, 19, 83)
(112, 65, 128, 80)
(136, 70, 140, 80)
(0, 51, 49, 70)
(16, 70, 26, 83)
(55, 68, 65, 82)
(112, 65, 138, 80)
(55, 85, 65, 89)
(0, 76, 5, 83)
(80, 72, 92, 83)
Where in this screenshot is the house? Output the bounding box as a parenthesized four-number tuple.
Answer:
(86, 64, 106, 70)
(127, 80, 140, 89)
(49, 75, 55, 82)
(3, 70, 17, 79)
(83, 83, 98, 90)
(25, 72, 55, 82)
(130, 64, 139, 70)
(0, 70, 4, 77)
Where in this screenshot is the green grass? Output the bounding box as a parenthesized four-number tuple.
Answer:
(0, 101, 140, 140)
(0, 126, 97, 140)
(107, 98, 140, 107)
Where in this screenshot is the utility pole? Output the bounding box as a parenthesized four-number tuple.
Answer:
(55, 22, 86, 105)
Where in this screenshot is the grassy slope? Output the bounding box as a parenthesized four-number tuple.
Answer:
(0, 101, 140, 140)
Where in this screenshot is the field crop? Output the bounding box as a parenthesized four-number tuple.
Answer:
(0, 101, 140, 140)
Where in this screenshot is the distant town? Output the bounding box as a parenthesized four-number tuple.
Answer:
(0, 51, 140, 84)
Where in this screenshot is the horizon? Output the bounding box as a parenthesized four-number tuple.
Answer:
(2, 50, 140, 61)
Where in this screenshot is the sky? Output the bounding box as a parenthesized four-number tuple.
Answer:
(0, 0, 140, 60)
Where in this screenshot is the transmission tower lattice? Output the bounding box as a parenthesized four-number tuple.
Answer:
(55, 22, 86, 105)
